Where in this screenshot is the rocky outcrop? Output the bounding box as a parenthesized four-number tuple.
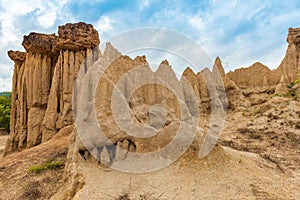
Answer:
(3, 22, 300, 199)
(227, 62, 274, 105)
(226, 27, 300, 104)
(227, 62, 272, 89)
(5, 23, 300, 157)
(183, 57, 249, 111)
(22, 33, 58, 55)
(57, 22, 100, 51)
(5, 22, 223, 156)
(5, 22, 100, 154)
(212, 57, 250, 110)
(273, 28, 300, 94)
(3, 23, 300, 200)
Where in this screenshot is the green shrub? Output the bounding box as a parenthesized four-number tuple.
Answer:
(0, 92, 11, 132)
(287, 78, 300, 89)
(284, 78, 299, 100)
(284, 89, 297, 100)
(28, 161, 65, 173)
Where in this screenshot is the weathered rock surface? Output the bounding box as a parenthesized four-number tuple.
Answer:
(5, 23, 300, 155)
(22, 33, 58, 55)
(7, 50, 26, 63)
(5, 22, 100, 154)
(227, 62, 272, 89)
(57, 22, 100, 51)
(3, 23, 300, 199)
(227, 28, 300, 104)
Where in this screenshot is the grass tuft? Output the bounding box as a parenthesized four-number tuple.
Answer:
(28, 161, 65, 173)
(287, 78, 300, 89)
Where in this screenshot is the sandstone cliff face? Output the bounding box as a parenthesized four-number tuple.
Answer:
(5, 23, 300, 156)
(226, 28, 300, 104)
(4, 22, 225, 156)
(227, 28, 300, 92)
(227, 62, 272, 89)
(5, 22, 100, 154)
(274, 28, 300, 94)
(2, 23, 300, 200)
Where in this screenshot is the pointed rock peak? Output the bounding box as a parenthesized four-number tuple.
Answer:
(200, 67, 213, 81)
(215, 56, 222, 65)
(103, 42, 121, 60)
(252, 61, 264, 66)
(213, 57, 225, 76)
(133, 55, 148, 65)
(157, 60, 172, 72)
(250, 62, 271, 71)
(104, 42, 120, 54)
(201, 67, 212, 74)
(156, 59, 173, 74)
(183, 67, 196, 77)
(155, 60, 178, 81)
(160, 59, 170, 67)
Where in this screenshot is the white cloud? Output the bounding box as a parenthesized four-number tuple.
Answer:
(182, 1, 300, 71)
(0, 0, 300, 92)
(188, 15, 204, 31)
(0, 77, 12, 92)
(94, 1, 297, 72)
(37, 11, 57, 28)
(95, 16, 115, 34)
(139, 0, 150, 11)
(36, 3, 58, 28)
(0, 0, 71, 91)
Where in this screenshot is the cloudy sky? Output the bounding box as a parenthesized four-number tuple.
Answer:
(0, 0, 300, 91)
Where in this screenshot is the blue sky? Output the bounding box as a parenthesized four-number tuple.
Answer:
(0, 0, 300, 91)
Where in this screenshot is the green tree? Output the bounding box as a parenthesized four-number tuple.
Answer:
(0, 92, 11, 132)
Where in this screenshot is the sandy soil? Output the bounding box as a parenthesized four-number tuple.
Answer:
(0, 134, 69, 200)
(73, 146, 299, 200)
(1, 98, 299, 199)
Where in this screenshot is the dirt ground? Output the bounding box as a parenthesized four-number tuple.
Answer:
(0, 98, 299, 199)
(0, 135, 8, 157)
(73, 145, 299, 200)
(0, 134, 69, 200)
(71, 97, 300, 199)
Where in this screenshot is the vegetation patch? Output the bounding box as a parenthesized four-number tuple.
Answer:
(283, 90, 297, 99)
(28, 161, 65, 173)
(287, 78, 300, 89)
(272, 78, 299, 100)
(0, 92, 11, 132)
(286, 78, 299, 100)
